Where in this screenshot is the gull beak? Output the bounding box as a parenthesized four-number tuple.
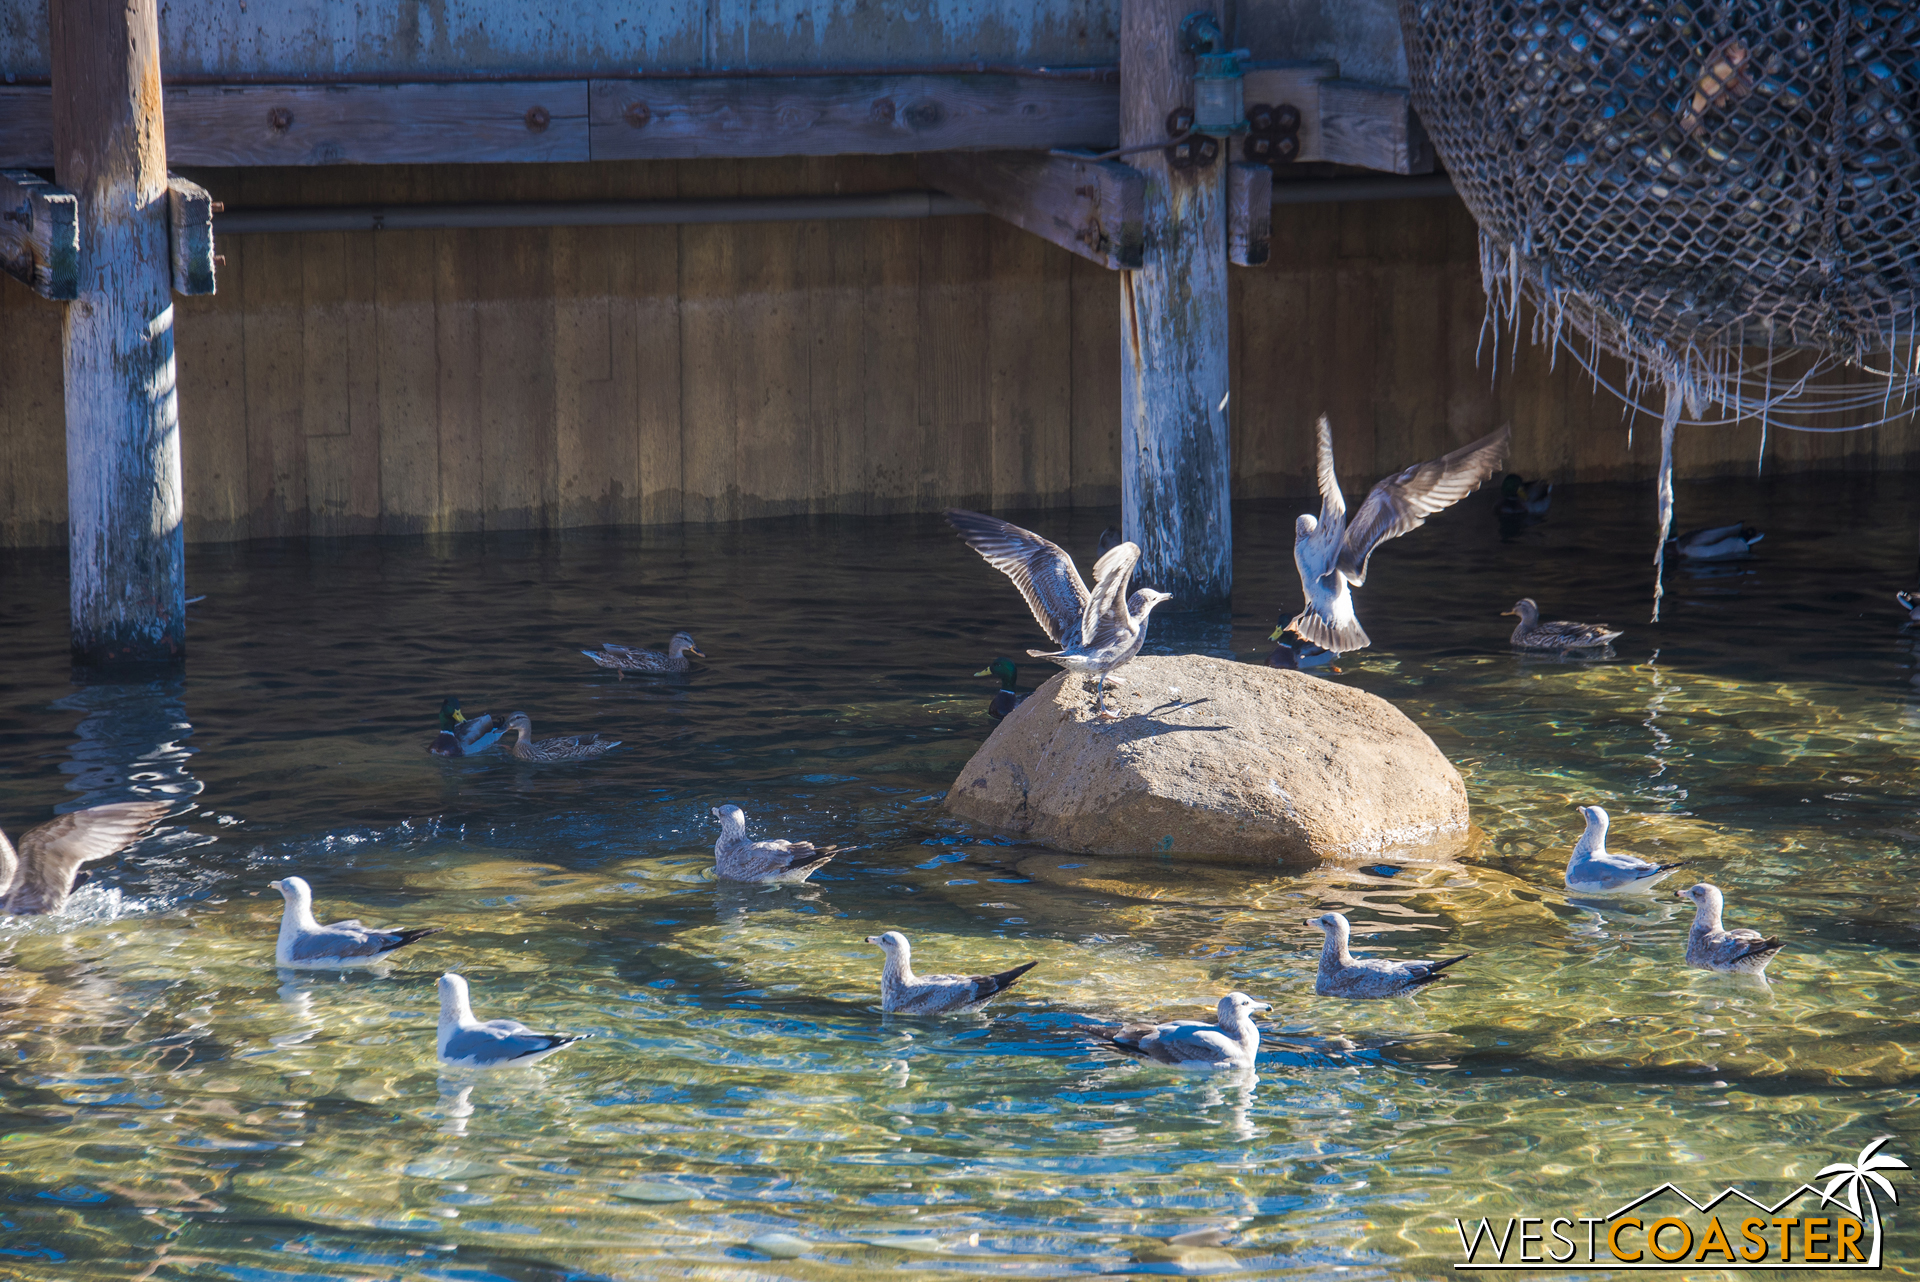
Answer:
(1257, 1002, 1273, 1012)
(864, 935, 880, 945)
(268, 880, 283, 891)
(1303, 918, 1317, 928)
(973, 667, 993, 677)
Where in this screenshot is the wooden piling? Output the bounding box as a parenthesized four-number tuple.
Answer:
(50, 0, 185, 667)
(1119, 0, 1233, 608)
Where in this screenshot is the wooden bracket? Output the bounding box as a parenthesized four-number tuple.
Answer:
(1227, 163, 1271, 266)
(167, 173, 217, 295)
(1240, 62, 1434, 175)
(0, 169, 77, 300)
(919, 150, 1144, 270)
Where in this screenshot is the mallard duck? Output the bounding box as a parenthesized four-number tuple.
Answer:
(1265, 625, 1336, 669)
(580, 631, 704, 677)
(1096, 525, 1124, 555)
(947, 510, 1172, 719)
(1666, 523, 1763, 560)
(975, 657, 1028, 719)
(502, 712, 621, 762)
(0, 800, 169, 915)
(1896, 591, 1920, 623)
(1678, 882, 1782, 975)
(1289, 418, 1510, 653)
(429, 696, 505, 757)
(1495, 473, 1552, 518)
(1502, 599, 1621, 651)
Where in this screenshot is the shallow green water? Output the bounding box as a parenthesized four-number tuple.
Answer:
(1, 476, 1917, 1280)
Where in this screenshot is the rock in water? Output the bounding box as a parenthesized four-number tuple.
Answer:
(945, 654, 1468, 863)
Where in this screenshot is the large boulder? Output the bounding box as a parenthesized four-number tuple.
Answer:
(945, 654, 1469, 864)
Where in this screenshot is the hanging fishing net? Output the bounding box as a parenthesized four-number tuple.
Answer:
(1400, 0, 1920, 610)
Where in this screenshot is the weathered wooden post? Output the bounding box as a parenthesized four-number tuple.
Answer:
(1119, 0, 1233, 609)
(49, 0, 185, 668)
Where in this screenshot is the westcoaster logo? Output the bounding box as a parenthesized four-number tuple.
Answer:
(1454, 1138, 1907, 1270)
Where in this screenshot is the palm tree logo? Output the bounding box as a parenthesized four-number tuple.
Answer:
(1816, 1136, 1908, 1264)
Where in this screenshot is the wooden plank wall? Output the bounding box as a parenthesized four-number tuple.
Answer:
(1, 157, 1914, 548)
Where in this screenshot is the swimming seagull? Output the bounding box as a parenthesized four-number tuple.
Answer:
(270, 875, 444, 968)
(1679, 882, 1783, 975)
(864, 930, 1038, 1014)
(437, 972, 592, 1067)
(1306, 911, 1469, 998)
(945, 509, 1172, 718)
(711, 804, 839, 883)
(0, 800, 170, 916)
(1082, 992, 1271, 1068)
(1564, 805, 1685, 894)
(1287, 417, 1510, 653)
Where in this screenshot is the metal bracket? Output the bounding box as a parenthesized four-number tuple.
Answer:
(1243, 102, 1301, 167)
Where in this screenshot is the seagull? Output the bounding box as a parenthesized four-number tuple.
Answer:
(1306, 911, 1469, 998)
(1564, 806, 1685, 894)
(270, 875, 444, 968)
(864, 930, 1037, 1014)
(1081, 992, 1271, 1068)
(1678, 883, 1782, 975)
(437, 972, 592, 1067)
(945, 509, 1172, 718)
(711, 804, 838, 883)
(1287, 417, 1510, 653)
(0, 800, 169, 915)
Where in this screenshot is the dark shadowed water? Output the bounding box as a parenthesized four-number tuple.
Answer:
(0, 475, 1918, 1280)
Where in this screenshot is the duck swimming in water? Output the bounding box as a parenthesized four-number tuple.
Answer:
(1502, 599, 1621, 652)
(1666, 523, 1763, 561)
(975, 657, 1027, 720)
(581, 631, 704, 677)
(502, 713, 622, 762)
(429, 696, 505, 757)
(1896, 591, 1920, 623)
(1495, 473, 1552, 519)
(1265, 625, 1336, 670)
(1287, 417, 1510, 654)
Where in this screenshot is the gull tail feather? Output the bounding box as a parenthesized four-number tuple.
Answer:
(1287, 607, 1370, 654)
(1731, 937, 1783, 963)
(1415, 952, 1471, 984)
(789, 848, 839, 875)
(977, 960, 1038, 998)
(379, 926, 445, 954)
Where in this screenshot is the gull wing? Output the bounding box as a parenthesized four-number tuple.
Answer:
(1337, 424, 1510, 585)
(8, 801, 170, 914)
(1314, 415, 1347, 525)
(946, 509, 1089, 646)
(1144, 1023, 1242, 1064)
(443, 1019, 577, 1065)
(1080, 540, 1140, 646)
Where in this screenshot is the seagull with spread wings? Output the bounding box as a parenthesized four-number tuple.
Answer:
(946, 510, 1172, 718)
(1288, 418, 1510, 653)
(0, 800, 169, 916)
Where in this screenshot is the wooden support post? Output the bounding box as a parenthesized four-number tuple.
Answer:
(50, 0, 185, 668)
(918, 150, 1145, 270)
(1227, 163, 1271, 266)
(1119, 0, 1233, 608)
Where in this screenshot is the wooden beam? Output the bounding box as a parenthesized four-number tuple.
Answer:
(1319, 79, 1435, 175)
(1240, 61, 1337, 167)
(1227, 163, 1271, 267)
(167, 174, 216, 296)
(1119, 0, 1233, 608)
(0, 169, 78, 299)
(0, 88, 54, 168)
(52, 0, 186, 666)
(589, 75, 1117, 159)
(918, 150, 1143, 270)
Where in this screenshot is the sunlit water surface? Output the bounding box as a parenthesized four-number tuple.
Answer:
(1, 477, 1918, 1280)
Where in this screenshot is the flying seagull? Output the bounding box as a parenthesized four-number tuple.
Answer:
(1306, 911, 1469, 998)
(1081, 992, 1271, 1068)
(0, 800, 169, 916)
(1287, 418, 1510, 653)
(946, 509, 1172, 718)
(437, 972, 592, 1067)
(1679, 882, 1783, 975)
(269, 875, 443, 968)
(864, 930, 1037, 1014)
(711, 804, 839, 883)
(1564, 805, 1685, 894)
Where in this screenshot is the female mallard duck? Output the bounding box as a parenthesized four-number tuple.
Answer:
(1502, 599, 1621, 652)
(429, 696, 505, 757)
(1266, 624, 1336, 669)
(1495, 473, 1552, 518)
(1897, 591, 1920, 623)
(502, 713, 621, 762)
(975, 657, 1027, 720)
(1666, 522, 1762, 560)
(580, 631, 704, 677)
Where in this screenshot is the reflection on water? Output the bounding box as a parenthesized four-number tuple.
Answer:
(0, 476, 1919, 1278)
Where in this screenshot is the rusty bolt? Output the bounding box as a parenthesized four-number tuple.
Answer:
(624, 100, 651, 128)
(1195, 136, 1220, 165)
(1247, 103, 1277, 133)
(211, 201, 225, 214)
(268, 106, 293, 132)
(1166, 106, 1195, 137)
(213, 254, 227, 266)
(525, 105, 551, 132)
(1273, 102, 1301, 132)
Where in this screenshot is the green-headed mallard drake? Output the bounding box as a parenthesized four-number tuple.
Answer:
(1666, 523, 1762, 561)
(1502, 599, 1621, 652)
(1495, 473, 1552, 518)
(429, 696, 505, 757)
(975, 657, 1028, 720)
(502, 712, 621, 763)
(580, 632, 704, 677)
(1265, 624, 1337, 670)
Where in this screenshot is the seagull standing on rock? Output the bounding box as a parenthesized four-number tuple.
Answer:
(1287, 417, 1510, 653)
(270, 875, 444, 968)
(945, 510, 1172, 719)
(865, 930, 1037, 1014)
(711, 804, 839, 883)
(436, 972, 591, 1067)
(1679, 883, 1783, 975)
(1082, 992, 1272, 1068)
(0, 800, 169, 915)
(1307, 912, 1469, 998)
(1564, 806, 1685, 895)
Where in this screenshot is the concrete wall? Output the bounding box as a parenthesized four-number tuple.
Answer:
(1, 155, 1913, 548)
